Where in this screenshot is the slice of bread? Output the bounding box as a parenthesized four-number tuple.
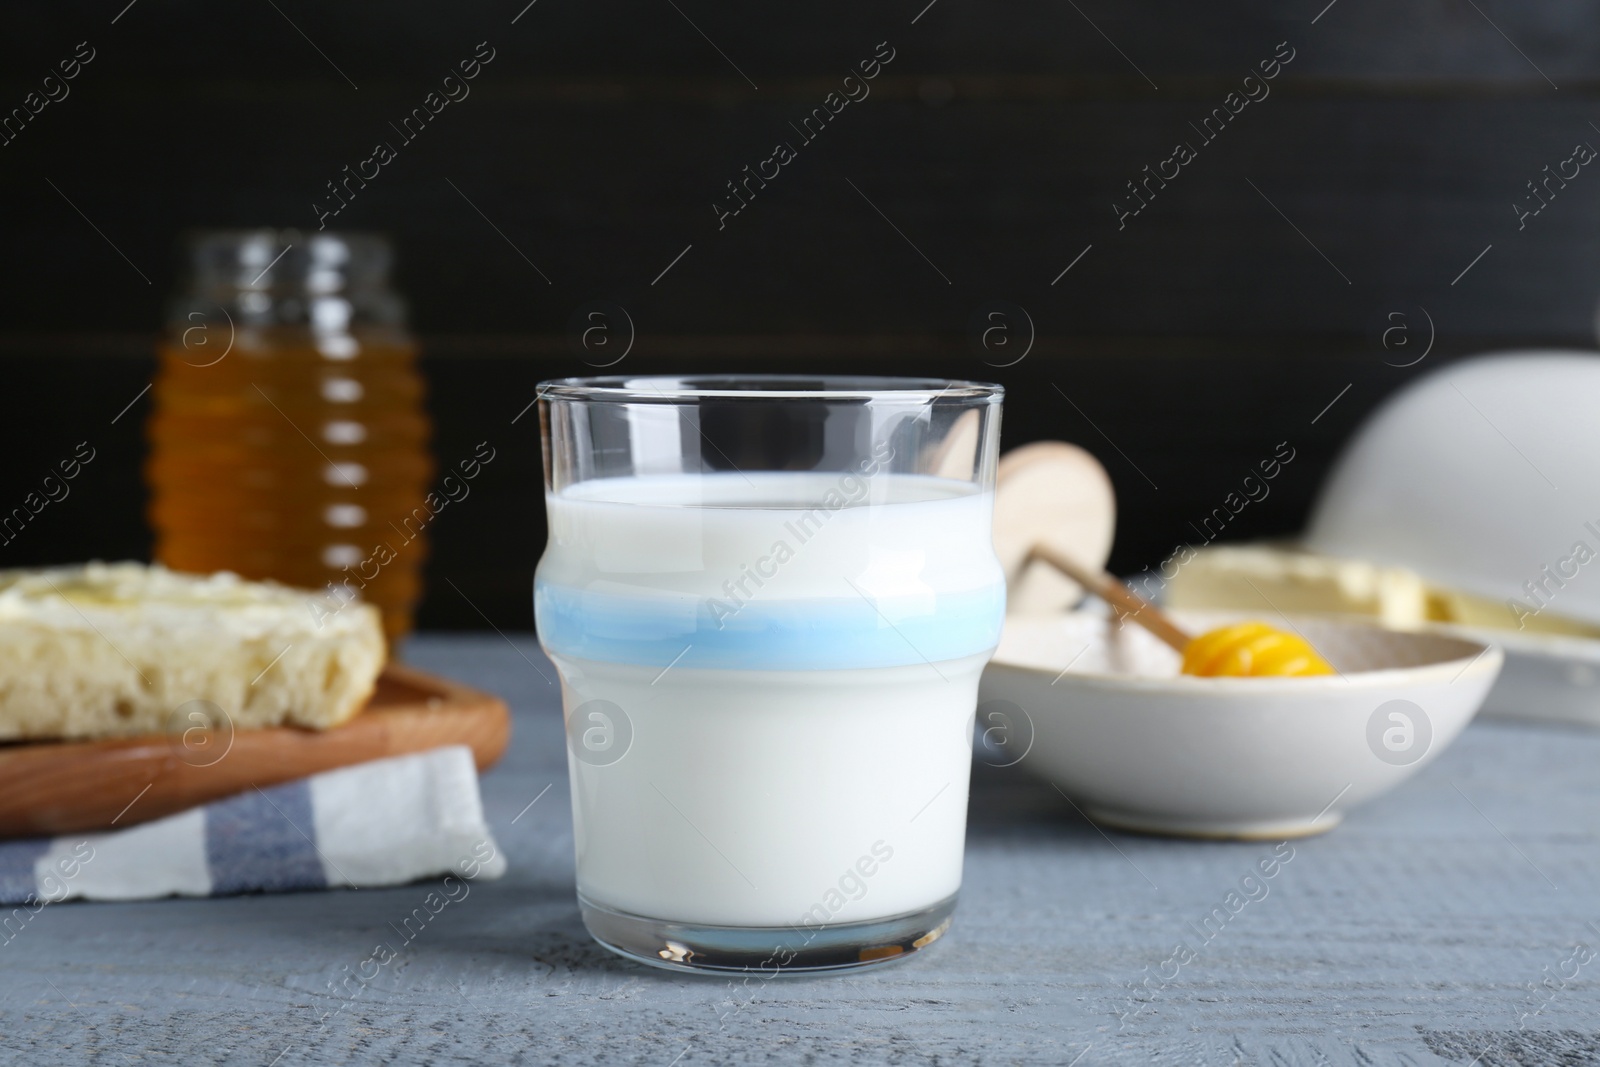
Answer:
(0, 562, 385, 741)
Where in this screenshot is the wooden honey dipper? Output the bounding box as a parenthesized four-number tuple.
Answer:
(991, 440, 1332, 676)
(1028, 544, 1334, 677)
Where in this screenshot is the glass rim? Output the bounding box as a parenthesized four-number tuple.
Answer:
(537, 374, 1003, 402)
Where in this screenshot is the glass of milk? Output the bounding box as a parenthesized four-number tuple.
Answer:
(535, 376, 1004, 973)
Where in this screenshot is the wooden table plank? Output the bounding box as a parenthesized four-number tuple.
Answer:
(0, 634, 1595, 1065)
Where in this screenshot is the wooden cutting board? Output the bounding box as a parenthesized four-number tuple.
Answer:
(0, 663, 511, 839)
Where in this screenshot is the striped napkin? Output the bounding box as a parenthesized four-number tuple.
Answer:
(0, 746, 505, 909)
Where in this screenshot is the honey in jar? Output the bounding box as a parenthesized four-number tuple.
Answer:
(146, 231, 433, 643)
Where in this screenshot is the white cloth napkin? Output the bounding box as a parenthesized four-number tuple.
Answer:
(0, 745, 506, 906)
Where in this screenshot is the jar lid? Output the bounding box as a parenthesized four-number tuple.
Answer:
(184, 229, 392, 294)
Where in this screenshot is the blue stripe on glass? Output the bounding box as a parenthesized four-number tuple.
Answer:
(204, 781, 327, 896)
(535, 582, 1005, 670)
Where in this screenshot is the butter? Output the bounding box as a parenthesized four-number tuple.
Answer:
(1166, 543, 1431, 628)
(1426, 586, 1600, 637)
(1165, 542, 1600, 637)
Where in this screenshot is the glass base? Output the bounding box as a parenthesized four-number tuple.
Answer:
(578, 892, 959, 974)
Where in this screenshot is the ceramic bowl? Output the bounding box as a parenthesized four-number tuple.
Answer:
(978, 611, 1503, 839)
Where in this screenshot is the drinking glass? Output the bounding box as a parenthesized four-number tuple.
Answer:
(535, 375, 1004, 972)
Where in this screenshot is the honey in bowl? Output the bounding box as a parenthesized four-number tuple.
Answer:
(1180, 621, 1336, 678)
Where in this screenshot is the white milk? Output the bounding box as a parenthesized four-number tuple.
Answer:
(536, 472, 1004, 928)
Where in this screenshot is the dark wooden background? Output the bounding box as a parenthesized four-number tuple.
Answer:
(1, 1, 1594, 629)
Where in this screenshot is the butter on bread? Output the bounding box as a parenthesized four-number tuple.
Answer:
(0, 562, 384, 741)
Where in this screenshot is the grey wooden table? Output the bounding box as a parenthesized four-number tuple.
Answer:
(4, 635, 1598, 1066)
